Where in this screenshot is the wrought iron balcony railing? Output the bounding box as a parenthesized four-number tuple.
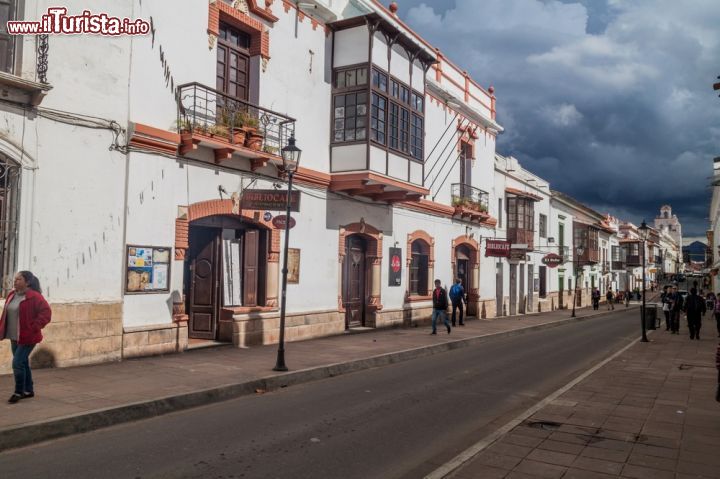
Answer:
(451, 183, 489, 213)
(176, 82, 295, 156)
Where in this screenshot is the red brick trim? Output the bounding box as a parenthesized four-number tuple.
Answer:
(175, 199, 280, 261)
(338, 220, 383, 312)
(130, 122, 181, 155)
(451, 235, 479, 265)
(407, 230, 435, 266)
(209, 2, 271, 59)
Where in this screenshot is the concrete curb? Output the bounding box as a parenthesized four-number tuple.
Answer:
(0, 306, 637, 452)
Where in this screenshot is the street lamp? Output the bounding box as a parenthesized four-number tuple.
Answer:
(571, 245, 585, 318)
(273, 134, 301, 372)
(638, 220, 650, 342)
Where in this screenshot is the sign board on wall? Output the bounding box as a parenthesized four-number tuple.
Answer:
(125, 245, 171, 293)
(287, 248, 300, 284)
(486, 239, 511, 258)
(241, 189, 300, 212)
(542, 253, 563, 268)
(389, 247, 402, 286)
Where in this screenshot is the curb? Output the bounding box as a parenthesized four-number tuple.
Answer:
(0, 306, 637, 453)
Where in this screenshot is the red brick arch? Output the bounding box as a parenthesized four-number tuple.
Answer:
(451, 235, 479, 264)
(337, 220, 383, 312)
(174, 199, 280, 261)
(406, 230, 435, 267)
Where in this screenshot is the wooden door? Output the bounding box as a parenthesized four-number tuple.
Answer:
(519, 263, 526, 314)
(527, 264, 534, 310)
(343, 236, 366, 328)
(242, 229, 260, 307)
(539, 266, 547, 298)
(217, 24, 250, 101)
(189, 227, 220, 340)
(460, 142, 472, 194)
(509, 263, 517, 316)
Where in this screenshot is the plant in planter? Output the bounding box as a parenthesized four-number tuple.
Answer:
(262, 144, 279, 155)
(208, 124, 230, 138)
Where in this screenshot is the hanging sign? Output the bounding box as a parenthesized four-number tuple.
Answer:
(272, 215, 296, 230)
(486, 239, 511, 257)
(542, 253, 563, 268)
(242, 189, 300, 212)
(388, 247, 402, 286)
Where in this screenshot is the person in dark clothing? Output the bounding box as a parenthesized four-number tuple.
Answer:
(661, 285, 672, 331)
(449, 278, 466, 327)
(670, 285, 683, 334)
(606, 289, 615, 310)
(714, 293, 720, 338)
(591, 288, 600, 310)
(431, 279, 451, 335)
(716, 341, 720, 402)
(683, 288, 706, 340)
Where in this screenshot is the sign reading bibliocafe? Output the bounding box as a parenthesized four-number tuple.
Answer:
(241, 189, 300, 212)
(485, 239, 511, 257)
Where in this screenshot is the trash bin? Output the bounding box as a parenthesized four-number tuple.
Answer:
(643, 304, 657, 330)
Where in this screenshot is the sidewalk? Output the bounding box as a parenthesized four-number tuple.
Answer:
(0, 302, 630, 452)
(449, 316, 720, 479)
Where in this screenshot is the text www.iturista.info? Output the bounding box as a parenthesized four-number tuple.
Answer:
(6, 7, 150, 35)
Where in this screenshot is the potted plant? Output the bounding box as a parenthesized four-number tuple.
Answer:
(263, 144, 279, 155)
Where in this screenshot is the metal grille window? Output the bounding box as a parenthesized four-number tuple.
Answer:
(409, 240, 429, 296)
(333, 91, 368, 142)
(410, 114, 423, 160)
(371, 93, 386, 145)
(0, 155, 20, 297)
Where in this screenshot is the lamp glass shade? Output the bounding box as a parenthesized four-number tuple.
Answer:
(638, 220, 649, 241)
(281, 135, 302, 172)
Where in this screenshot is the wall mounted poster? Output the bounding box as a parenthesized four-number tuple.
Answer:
(126, 245, 171, 293)
(288, 248, 300, 284)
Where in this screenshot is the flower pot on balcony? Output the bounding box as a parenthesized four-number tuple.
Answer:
(245, 131, 264, 151)
(231, 128, 247, 145)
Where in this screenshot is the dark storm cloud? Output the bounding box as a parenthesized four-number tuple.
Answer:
(398, 0, 720, 235)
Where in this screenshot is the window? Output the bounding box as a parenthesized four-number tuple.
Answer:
(498, 198, 503, 228)
(411, 92, 423, 113)
(217, 23, 251, 100)
(539, 214, 547, 238)
(409, 240, 429, 296)
(507, 197, 535, 231)
(372, 69, 387, 92)
(335, 66, 368, 89)
(0, 1, 19, 74)
(371, 93, 386, 144)
(333, 91, 367, 142)
(0, 154, 20, 297)
(410, 114, 423, 160)
(389, 103, 399, 150)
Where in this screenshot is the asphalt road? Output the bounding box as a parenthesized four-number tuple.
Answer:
(0, 308, 641, 479)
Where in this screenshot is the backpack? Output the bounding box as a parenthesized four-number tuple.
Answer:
(686, 295, 704, 315)
(449, 284, 463, 301)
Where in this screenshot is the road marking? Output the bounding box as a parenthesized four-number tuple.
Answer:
(424, 334, 644, 479)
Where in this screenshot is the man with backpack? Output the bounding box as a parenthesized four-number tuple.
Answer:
(449, 278, 466, 327)
(683, 288, 706, 340)
(606, 289, 615, 310)
(431, 279, 451, 335)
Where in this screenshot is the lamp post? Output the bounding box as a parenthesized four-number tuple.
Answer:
(273, 135, 301, 372)
(571, 245, 585, 318)
(638, 220, 649, 343)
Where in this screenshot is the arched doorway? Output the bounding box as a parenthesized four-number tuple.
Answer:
(452, 237, 479, 317)
(186, 215, 269, 341)
(343, 234, 367, 328)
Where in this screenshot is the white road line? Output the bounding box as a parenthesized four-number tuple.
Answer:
(424, 333, 645, 479)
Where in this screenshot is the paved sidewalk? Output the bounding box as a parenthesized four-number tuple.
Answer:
(449, 315, 720, 479)
(0, 302, 631, 451)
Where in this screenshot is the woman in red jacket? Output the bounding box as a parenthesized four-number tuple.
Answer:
(0, 271, 52, 404)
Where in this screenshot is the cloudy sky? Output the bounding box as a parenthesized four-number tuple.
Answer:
(393, 0, 720, 237)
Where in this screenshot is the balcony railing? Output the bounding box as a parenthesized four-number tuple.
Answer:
(176, 82, 295, 157)
(451, 183, 489, 213)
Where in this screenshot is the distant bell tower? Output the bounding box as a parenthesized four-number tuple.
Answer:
(654, 205, 682, 248)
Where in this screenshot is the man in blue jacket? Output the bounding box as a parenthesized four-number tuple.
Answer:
(449, 278, 466, 326)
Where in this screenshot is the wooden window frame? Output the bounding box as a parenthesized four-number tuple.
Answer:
(0, 0, 22, 75)
(409, 239, 429, 296)
(539, 213, 547, 239)
(217, 21, 252, 101)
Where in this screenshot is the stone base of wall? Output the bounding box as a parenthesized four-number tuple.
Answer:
(375, 304, 434, 328)
(0, 302, 123, 375)
(232, 310, 345, 348)
(123, 322, 188, 358)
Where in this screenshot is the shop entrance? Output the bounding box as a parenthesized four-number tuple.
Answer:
(342, 235, 367, 329)
(185, 217, 267, 341)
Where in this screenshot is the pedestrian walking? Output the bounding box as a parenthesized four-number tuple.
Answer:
(591, 288, 600, 310)
(683, 288, 705, 340)
(448, 278, 466, 327)
(716, 340, 720, 402)
(661, 285, 672, 331)
(606, 289, 615, 310)
(431, 279, 451, 335)
(670, 285, 683, 334)
(0, 271, 52, 404)
(624, 289, 631, 307)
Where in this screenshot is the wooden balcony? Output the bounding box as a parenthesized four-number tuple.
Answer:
(176, 82, 295, 169)
(508, 228, 534, 250)
(626, 255, 641, 267)
(329, 171, 429, 204)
